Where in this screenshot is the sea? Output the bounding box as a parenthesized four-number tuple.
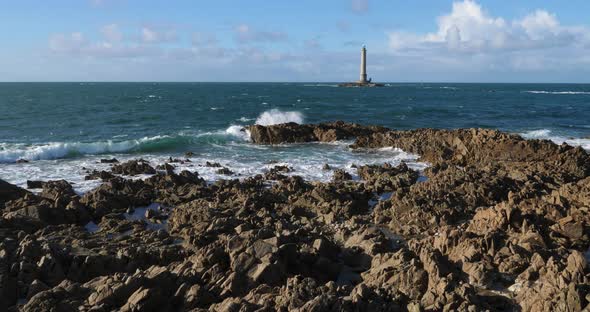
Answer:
(1, 82, 589, 193)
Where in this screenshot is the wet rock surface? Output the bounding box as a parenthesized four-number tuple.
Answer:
(1, 123, 589, 311)
(111, 159, 157, 176)
(247, 120, 390, 144)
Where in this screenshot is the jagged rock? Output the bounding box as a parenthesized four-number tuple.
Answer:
(111, 160, 156, 176)
(333, 169, 352, 181)
(0, 179, 30, 209)
(247, 121, 389, 144)
(351, 128, 590, 183)
(4, 124, 590, 311)
(26, 279, 50, 300)
(80, 177, 154, 218)
(155, 163, 175, 175)
(357, 162, 418, 193)
(262, 165, 293, 180)
(121, 287, 164, 312)
(26, 180, 44, 189)
(85, 170, 116, 181)
(216, 167, 234, 175)
(100, 158, 119, 163)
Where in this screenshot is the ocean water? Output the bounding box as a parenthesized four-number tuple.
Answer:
(1, 82, 589, 192)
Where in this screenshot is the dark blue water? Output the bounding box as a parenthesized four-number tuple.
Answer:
(1, 83, 589, 191)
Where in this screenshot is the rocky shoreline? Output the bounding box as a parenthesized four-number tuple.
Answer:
(1, 121, 589, 311)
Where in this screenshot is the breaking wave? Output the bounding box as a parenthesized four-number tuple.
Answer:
(0, 109, 309, 163)
(0, 129, 251, 163)
(520, 129, 590, 150)
(255, 109, 304, 126)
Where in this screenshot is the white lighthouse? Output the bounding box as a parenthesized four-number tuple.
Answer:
(359, 45, 367, 83)
(338, 45, 383, 87)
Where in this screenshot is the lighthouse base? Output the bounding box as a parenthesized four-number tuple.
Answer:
(337, 82, 385, 87)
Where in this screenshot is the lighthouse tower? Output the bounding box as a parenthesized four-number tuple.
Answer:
(338, 45, 382, 87)
(359, 45, 367, 83)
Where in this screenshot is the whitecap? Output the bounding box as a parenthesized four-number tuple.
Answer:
(520, 129, 552, 139)
(0, 136, 167, 163)
(524, 90, 590, 95)
(255, 109, 304, 126)
(225, 125, 251, 141)
(520, 129, 590, 150)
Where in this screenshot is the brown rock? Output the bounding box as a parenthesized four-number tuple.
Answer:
(0, 179, 30, 209)
(112, 160, 156, 176)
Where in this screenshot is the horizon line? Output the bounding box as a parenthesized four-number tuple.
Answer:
(1, 81, 590, 84)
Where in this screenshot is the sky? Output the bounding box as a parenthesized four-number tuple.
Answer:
(2, 0, 590, 82)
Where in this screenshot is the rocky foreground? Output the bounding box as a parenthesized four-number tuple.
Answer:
(1, 122, 589, 311)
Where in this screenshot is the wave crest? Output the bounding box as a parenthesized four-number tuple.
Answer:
(255, 109, 304, 126)
(524, 90, 590, 95)
(0, 129, 253, 163)
(520, 129, 590, 150)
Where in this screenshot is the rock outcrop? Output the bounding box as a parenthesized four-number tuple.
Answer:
(247, 120, 389, 144)
(2, 124, 589, 311)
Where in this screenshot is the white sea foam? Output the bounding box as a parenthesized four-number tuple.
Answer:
(255, 109, 304, 126)
(524, 90, 590, 95)
(520, 129, 552, 139)
(0, 136, 169, 163)
(520, 129, 590, 150)
(0, 140, 427, 194)
(225, 125, 251, 141)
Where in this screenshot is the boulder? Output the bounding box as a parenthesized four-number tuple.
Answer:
(0, 179, 30, 209)
(112, 160, 156, 176)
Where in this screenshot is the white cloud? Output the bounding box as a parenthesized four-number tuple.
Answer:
(141, 26, 177, 44)
(49, 32, 85, 52)
(389, 0, 590, 53)
(234, 24, 287, 43)
(49, 28, 162, 59)
(101, 24, 123, 42)
(190, 33, 228, 58)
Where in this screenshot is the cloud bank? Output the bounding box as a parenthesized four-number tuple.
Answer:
(42, 1, 590, 81)
(387, 0, 590, 73)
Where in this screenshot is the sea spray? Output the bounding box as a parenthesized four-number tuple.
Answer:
(255, 109, 304, 126)
(224, 125, 251, 141)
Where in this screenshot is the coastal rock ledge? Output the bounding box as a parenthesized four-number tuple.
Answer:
(246, 121, 390, 144)
(0, 121, 589, 311)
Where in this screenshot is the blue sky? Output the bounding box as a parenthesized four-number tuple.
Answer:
(2, 0, 590, 82)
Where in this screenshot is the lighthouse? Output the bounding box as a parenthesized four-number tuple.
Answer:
(360, 45, 367, 83)
(338, 45, 383, 87)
